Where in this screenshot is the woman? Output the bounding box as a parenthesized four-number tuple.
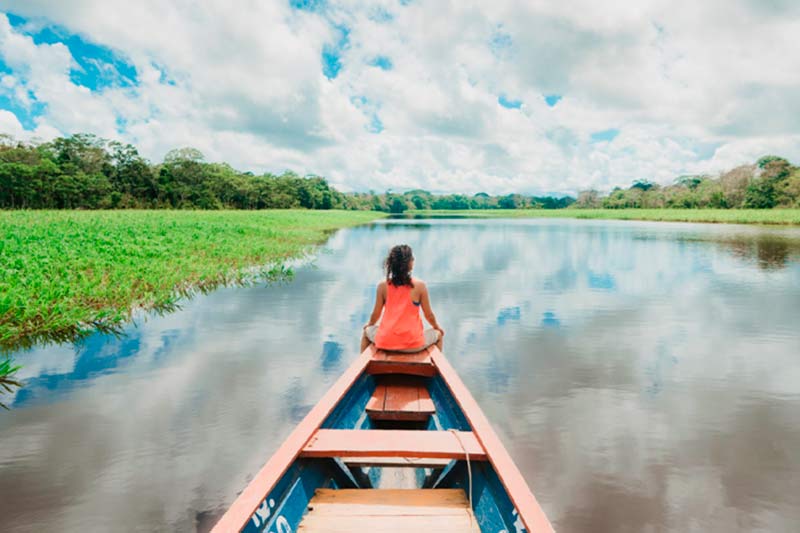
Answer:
(361, 244, 444, 353)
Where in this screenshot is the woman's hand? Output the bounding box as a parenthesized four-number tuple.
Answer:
(435, 327, 445, 338)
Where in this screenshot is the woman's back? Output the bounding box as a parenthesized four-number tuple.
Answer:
(374, 281, 425, 350)
(361, 244, 444, 353)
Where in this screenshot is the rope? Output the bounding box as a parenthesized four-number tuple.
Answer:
(449, 429, 477, 533)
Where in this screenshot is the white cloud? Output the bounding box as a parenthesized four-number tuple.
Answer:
(0, 0, 799, 194)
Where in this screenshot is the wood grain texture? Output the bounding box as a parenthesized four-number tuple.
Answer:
(367, 347, 436, 377)
(342, 457, 452, 468)
(301, 429, 486, 460)
(367, 376, 435, 421)
(298, 489, 480, 533)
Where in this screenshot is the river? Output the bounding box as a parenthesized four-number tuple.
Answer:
(1, 218, 799, 532)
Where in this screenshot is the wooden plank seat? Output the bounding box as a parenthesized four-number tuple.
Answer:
(366, 376, 436, 422)
(298, 489, 481, 532)
(301, 429, 487, 461)
(367, 347, 436, 377)
(342, 456, 452, 468)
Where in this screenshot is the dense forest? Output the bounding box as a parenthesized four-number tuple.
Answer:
(0, 134, 571, 212)
(1, 133, 797, 211)
(574, 156, 800, 209)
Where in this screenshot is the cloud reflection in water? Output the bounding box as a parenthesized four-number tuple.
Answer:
(1, 218, 799, 532)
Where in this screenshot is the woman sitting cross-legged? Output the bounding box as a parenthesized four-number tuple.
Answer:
(361, 244, 444, 353)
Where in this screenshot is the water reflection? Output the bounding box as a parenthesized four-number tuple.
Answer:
(319, 339, 344, 375)
(1, 218, 799, 532)
(12, 332, 143, 407)
(725, 234, 798, 270)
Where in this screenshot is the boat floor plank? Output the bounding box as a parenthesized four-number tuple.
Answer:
(298, 489, 480, 533)
(367, 376, 435, 421)
(366, 382, 387, 413)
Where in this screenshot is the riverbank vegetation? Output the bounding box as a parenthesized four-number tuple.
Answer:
(0, 210, 384, 351)
(0, 133, 573, 212)
(0, 357, 22, 409)
(407, 208, 800, 225)
(2, 134, 798, 214)
(573, 156, 800, 210)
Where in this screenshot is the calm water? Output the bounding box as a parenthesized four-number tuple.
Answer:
(2, 218, 800, 532)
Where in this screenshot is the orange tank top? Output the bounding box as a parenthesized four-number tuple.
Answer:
(374, 282, 425, 350)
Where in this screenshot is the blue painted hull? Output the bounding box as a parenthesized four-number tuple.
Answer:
(241, 372, 526, 533)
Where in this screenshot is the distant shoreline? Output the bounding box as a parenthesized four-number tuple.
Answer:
(405, 208, 800, 225)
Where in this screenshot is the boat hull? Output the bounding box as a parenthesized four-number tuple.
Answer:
(213, 346, 553, 533)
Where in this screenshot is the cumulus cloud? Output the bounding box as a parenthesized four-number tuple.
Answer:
(0, 0, 798, 194)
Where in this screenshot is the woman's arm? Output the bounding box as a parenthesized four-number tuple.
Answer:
(364, 281, 386, 328)
(419, 282, 443, 334)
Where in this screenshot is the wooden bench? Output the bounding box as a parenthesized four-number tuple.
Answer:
(298, 488, 479, 532)
(366, 376, 436, 422)
(341, 456, 452, 468)
(367, 348, 436, 377)
(300, 429, 487, 461)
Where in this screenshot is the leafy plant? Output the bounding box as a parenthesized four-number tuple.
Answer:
(0, 356, 22, 410)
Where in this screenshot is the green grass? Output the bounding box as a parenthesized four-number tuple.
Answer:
(0, 210, 385, 350)
(408, 208, 800, 225)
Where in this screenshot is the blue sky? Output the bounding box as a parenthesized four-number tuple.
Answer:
(0, 1, 799, 194)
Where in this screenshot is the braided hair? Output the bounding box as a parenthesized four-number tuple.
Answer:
(384, 244, 414, 287)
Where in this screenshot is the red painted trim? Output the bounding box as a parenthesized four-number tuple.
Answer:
(301, 429, 486, 460)
(430, 348, 555, 533)
(210, 346, 376, 533)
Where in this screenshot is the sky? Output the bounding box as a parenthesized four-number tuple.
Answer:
(0, 0, 799, 195)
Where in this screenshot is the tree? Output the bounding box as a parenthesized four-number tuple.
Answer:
(163, 147, 205, 164)
(675, 175, 705, 190)
(761, 158, 791, 181)
(498, 194, 518, 209)
(575, 190, 600, 208)
(743, 178, 776, 208)
(389, 196, 408, 213)
(720, 165, 754, 208)
(757, 155, 786, 169)
(631, 180, 656, 191)
(48, 134, 111, 176)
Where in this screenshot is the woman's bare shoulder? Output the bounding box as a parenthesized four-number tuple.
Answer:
(412, 278, 427, 289)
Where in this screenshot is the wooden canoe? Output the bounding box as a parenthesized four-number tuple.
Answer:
(211, 345, 554, 533)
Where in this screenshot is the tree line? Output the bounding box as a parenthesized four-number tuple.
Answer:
(0, 134, 345, 210)
(1, 134, 797, 211)
(574, 156, 800, 209)
(0, 134, 572, 211)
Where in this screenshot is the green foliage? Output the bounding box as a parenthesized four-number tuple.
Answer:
(3, 135, 797, 214)
(757, 155, 786, 169)
(0, 133, 579, 213)
(0, 135, 348, 211)
(0, 210, 385, 350)
(413, 208, 800, 224)
(388, 195, 408, 213)
(744, 178, 776, 208)
(0, 356, 22, 409)
(761, 158, 791, 181)
(631, 180, 656, 191)
(675, 175, 705, 190)
(578, 157, 799, 211)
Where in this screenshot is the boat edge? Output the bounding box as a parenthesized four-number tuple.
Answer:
(429, 347, 555, 533)
(210, 345, 376, 533)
